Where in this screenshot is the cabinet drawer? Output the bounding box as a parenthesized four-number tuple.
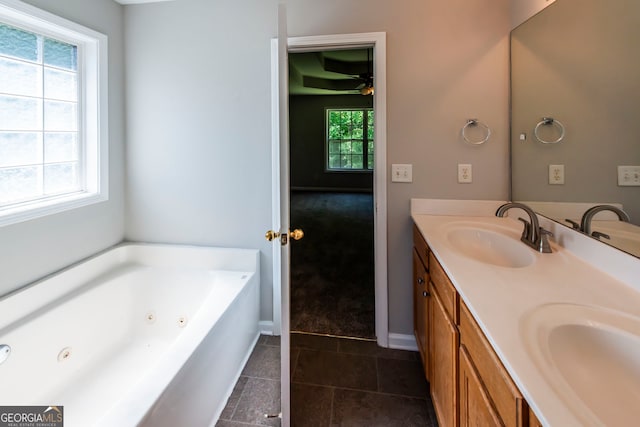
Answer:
(413, 224, 430, 268)
(460, 302, 526, 427)
(429, 252, 458, 323)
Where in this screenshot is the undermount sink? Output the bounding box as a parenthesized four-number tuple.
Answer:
(445, 223, 535, 268)
(521, 304, 640, 426)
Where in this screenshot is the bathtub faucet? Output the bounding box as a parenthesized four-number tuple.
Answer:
(496, 202, 553, 253)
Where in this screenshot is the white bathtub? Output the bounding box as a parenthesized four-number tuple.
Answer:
(0, 243, 261, 427)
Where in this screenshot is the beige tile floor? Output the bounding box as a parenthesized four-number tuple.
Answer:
(217, 333, 438, 427)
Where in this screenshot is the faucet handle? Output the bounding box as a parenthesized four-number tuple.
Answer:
(517, 217, 531, 240)
(538, 227, 554, 253)
(565, 219, 580, 230)
(591, 231, 610, 240)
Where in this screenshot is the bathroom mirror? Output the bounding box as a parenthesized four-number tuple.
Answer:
(511, 0, 640, 257)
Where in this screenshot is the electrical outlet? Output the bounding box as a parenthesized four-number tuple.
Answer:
(391, 164, 412, 183)
(458, 164, 472, 183)
(549, 164, 565, 185)
(618, 166, 640, 186)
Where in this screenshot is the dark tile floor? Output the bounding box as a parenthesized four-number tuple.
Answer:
(217, 333, 438, 427)
(217, 335, 282, 427)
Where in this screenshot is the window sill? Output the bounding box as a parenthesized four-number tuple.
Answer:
(325, 169, 374, 174)
(0, 191, 108, 227)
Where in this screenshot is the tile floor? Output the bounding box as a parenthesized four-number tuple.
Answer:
(217, 333, 438, 427)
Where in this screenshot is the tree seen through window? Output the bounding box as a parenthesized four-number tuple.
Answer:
(327, 109, 373, 170)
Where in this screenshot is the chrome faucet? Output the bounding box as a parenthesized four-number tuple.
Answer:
(580, 205, 630, 237)
(496, 202, 553, 253)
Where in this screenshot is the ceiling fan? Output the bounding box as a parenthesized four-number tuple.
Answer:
(357, 49, 374, 96)
(317, 48, 374, 95)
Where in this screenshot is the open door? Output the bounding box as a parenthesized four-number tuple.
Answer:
(267, 4, 293, 426)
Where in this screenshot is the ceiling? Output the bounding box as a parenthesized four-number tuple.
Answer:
(289, 48, 373, 96)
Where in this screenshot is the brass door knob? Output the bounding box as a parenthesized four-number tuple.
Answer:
(289, 229, 304, 240)
(265, 229, 303, 245)
(265, 230, 280, 241)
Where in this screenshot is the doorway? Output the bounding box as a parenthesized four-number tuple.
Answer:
(271, 32, 388, 346)
(270, 32, 387, 426)
(288, 51, 376, 337)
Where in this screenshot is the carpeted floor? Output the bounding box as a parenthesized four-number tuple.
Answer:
(290, 191, 375, 339)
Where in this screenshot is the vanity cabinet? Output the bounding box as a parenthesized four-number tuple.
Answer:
(412, 225, 430, 379)
(429, 253, 459, 427)
(413, 226, 534, 427)
(413, 249, 430, 378)
(528, 408, 543, 427)
(459, 301, 526, 427)
(459, 345, 502, 426)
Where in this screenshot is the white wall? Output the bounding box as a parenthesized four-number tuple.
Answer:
(124, 0, 278, 322)
(124, 0, 511, 335)
(0, 0, 125, 297)
(511, 0, 556, 28)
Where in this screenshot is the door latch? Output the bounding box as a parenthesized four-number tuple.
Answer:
(265, 229, 304, 246)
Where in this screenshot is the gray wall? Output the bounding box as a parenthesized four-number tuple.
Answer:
(511, 0, 556, 28)
(0, 0, 125, 297)
(290, 95, 373, 191)
(124, 0, 511, 336)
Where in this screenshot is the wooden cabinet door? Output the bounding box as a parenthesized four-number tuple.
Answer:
(459, 345, 504, 427)
(528, 408, 543, 427)
(413, 249, 430, 380)
(430, 282, 459, 427)
(460, 302, 526, 427)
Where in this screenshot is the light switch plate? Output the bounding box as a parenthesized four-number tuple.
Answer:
(458, 164, 472, 183)
(618, 166, 640, 186)
(391, 164, 412, 183)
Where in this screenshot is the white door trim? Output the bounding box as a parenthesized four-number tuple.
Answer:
(271, 32, 389, 348)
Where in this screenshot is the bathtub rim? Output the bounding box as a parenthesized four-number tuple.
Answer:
(0, 242, 260, 331)
(1, 241, 260, 303)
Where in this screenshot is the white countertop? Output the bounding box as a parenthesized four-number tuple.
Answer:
(411, 200, 640, 427)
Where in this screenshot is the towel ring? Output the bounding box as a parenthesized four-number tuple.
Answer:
(534, 117, 565, 144)
(462, 119, 491, 145)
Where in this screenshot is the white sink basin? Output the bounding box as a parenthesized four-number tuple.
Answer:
(521, 304, 640, 426)
(445, 223, 535, 268)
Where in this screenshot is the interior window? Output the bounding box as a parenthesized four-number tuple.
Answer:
(327, 109, 374, 171)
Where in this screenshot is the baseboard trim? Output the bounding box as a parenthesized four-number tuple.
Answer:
(259, 321, 275, 336)
(388, 333, 418, 351)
